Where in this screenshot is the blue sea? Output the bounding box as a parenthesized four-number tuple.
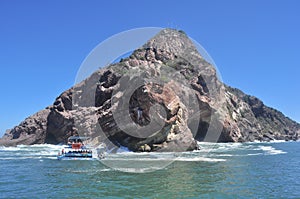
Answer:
(0, 141, 299, 198)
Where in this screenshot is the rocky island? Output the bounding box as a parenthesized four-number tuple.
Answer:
(1, 29, 299, 151)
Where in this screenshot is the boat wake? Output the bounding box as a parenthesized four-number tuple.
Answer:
(0, 144, 62, 160)
(0, 141, 287, 162)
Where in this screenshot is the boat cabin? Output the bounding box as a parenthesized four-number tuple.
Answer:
(67, 136, 89, 149)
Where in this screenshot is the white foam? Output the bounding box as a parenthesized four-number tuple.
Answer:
(259, 146, 287, 155)
(116, 146, 130, 153)
(252, 140, 287, 144)
(244, 153, 263, 156)
(0, 156, 57, 160)
(175, 157, 226, 162)
(213, 154, 233, 157)
(0, 144, 62, 152)
(112, 167, 166, 173)
(99, 168, 112, 172)
(0, 144, 63, 160)
(102, 155, 226, 162)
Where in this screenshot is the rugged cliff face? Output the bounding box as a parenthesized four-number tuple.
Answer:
(1, 29, 299, 150)
(225, 86, 300, 142)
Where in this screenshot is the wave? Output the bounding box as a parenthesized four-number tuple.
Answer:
(112, 167, 166, 173)
(196, 141, 288, 158)
(0, 144, 63, 160)
(0, 142, 288, 162)
(101, 156, 226, 162)
(0, 144, 63, 151)
(252, 139, 287, 143)
(0, 156, 58, 160)
(77, 168, 112, 173)
(259, 146, 287, 155)
(174, 157, 226, 162)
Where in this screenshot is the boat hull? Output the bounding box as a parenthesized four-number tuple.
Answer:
(57, 154, 95, 160)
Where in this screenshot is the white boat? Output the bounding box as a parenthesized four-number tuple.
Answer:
(57, 136, 105, 160)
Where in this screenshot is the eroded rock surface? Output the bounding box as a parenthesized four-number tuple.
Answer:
(1, 29, 299, 150)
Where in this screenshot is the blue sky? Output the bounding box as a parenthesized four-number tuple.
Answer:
(0, 0, 299, 136)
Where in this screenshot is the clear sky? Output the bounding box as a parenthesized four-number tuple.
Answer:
(0, 0, 299, 137)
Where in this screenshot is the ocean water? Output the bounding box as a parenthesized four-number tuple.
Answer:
(0, 141, 299, 199)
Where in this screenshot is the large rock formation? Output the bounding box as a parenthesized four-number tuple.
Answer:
(1, 29, 299, 150)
